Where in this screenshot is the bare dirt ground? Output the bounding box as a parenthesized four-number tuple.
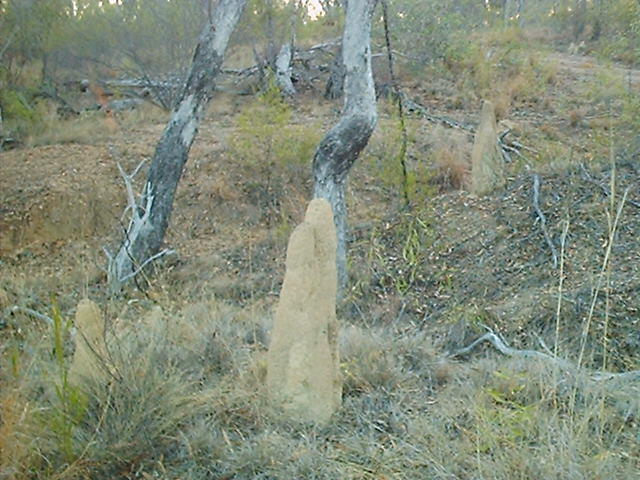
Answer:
(549, 51, 640, 87)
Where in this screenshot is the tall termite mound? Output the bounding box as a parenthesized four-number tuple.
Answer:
(267, 198, 341, 424)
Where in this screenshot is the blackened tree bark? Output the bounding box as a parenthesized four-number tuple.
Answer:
(313, 0, 378, 292)
(108, 0, 247, 292)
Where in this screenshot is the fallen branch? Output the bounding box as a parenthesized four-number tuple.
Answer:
(8, 306, 54, 326)
(398, 92, 474, 132)
(498, 129, 525, 163)
(390, 92, 536, 163)
(580, 163, 640, 209)
(532, 174, 559, 268)
(449, 328, 640, 382)
(219, 41, 340, 83)
(117, 248, 175, 284)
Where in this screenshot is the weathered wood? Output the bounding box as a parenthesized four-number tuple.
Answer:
(324, 44, 345, 100)
(313, 0, 379, 292)
(532, 174, 559, 268)
(108, 0, 247, 292)
(275, 42, 296, 96)
(450, 329, 640, 383)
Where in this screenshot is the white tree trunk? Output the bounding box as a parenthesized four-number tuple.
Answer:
(313, 0, 378, 293)
(108, 0, 247, 293)
(275, 43, 296, 96)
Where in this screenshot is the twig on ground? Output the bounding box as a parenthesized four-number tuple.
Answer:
(498, 129, 526, 162)
(532, 174, 559, 268)
(449, 327, 640, 382)
(580, 163, 640, 209)
(8, 306, 54, 326)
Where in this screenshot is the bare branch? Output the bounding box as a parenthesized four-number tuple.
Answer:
(118, 248, 176, 283)
(580, 163, 640, 209)
(449, 328, 640, 382)
(0, 27, 18, 61)
(532, 174, 559, 268)
(8, 306, 54, 326)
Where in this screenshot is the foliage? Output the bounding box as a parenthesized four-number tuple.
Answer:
(442, 27, 557, 116)
(0, 346, 33, 478)
(365, 108, 435, 206)
(550, 0, 640, 65)
(0, 0, 73, 81)
(66, 0, 203, 109)
(43, 301, 88, 465)
(229, 79, 321, 222)
(361, 210, 434, 298)
(591, 0, 640, 65)
(237, 0, 299, 57)
(0, 0, 204, 115)
(0, 88, 37, 137)
(377, 0, 481, 72)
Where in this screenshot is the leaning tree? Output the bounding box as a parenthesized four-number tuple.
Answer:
(313, 0, 379, 292)
(107, 0, 247, 293)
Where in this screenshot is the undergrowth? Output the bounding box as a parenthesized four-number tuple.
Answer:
(1, 15, 639, 480)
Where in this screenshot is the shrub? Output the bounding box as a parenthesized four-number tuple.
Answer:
(229, 79, 321, 223)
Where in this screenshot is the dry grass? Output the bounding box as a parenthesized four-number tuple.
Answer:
(2, 292, 638, 479)
(0, 385, 33, 479)
(26, 102, 167, 147)
(429, 127, 470, 191)
(2, 22, 640, 480)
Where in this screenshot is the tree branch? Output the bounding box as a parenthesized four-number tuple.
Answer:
(449, 328, 640, 382)
(532, 174, 559, 268)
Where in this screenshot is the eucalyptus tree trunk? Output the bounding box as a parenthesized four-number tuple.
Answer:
(503, 0, 524, 26)
(313, 0, 378, 293)
(324, 44, 345, 100)
(108, 0, 247, 293)
(275, 42, 296, 96)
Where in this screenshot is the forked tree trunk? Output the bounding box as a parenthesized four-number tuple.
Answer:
(313, 0, 378, 292)
(108, 0, 247, 292)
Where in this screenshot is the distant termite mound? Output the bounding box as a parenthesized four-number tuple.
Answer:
(69, 298, 109, 385)
(470, 100, 505, 196)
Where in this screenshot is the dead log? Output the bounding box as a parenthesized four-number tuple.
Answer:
(450, 329, 640, 383)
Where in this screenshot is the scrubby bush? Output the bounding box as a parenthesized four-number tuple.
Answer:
(229, 80, 321, 224)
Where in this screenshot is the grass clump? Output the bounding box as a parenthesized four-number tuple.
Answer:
(1, 301, 222, 479)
